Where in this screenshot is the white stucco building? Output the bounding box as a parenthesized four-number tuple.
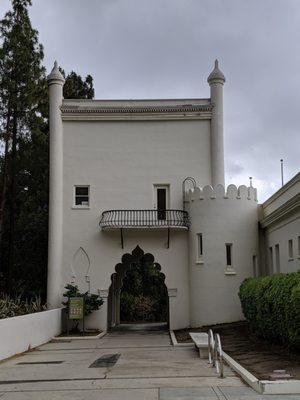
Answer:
(46, 61, 299, 331)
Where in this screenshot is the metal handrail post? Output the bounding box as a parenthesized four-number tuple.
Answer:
(214, 333, 224, 378)
(208, 329, 215, 365)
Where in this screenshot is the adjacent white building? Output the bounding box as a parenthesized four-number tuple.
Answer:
(260, 172, 300, 276)
(46, 60, 299, 332)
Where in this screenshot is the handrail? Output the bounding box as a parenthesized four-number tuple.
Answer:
(214, 333, 224, 378)
(208, 329, 215, 365)
(100, 209, 190, 229)
(208, 329, 224, 378)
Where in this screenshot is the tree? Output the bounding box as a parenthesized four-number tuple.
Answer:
(0, 0, 95, 298)
(63, 71, 94, 99)
(0, 0, 46, 293)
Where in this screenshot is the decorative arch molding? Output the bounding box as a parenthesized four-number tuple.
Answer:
(110, 245, 166, 288)
(70, 246, 91, 283)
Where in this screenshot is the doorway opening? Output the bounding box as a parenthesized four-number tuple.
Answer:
(107, 246, 169, 330)
(154, 184, 170, 221)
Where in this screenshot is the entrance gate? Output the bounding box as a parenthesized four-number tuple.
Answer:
(107, 246, 169, 328)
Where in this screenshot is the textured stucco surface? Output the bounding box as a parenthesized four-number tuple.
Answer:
(187, 185, 258, 326)
(61, 117, 212, 330)
(0, 308, 62, 361)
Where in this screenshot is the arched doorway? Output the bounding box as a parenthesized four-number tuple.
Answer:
(107, 246, 169, 329)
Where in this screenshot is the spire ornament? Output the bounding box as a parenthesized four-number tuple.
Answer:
(47, 60, 65, 83)
(207, 59, 226, 84)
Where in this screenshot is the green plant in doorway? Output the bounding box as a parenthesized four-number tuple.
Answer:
(120, 262, 168, 323)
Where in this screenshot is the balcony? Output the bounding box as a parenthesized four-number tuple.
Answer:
(100, 209, 189, 229)
(100, 210, 189, 248)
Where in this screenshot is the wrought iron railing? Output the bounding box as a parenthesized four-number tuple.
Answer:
(100, 209, 189, 229)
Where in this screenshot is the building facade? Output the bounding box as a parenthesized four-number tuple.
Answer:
(260, 173, 300, 276)
(46, 61, 299, 331)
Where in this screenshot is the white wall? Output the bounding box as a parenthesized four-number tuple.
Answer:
(0, 308, 62, 361)
(265, 214, 300, 274)
(59, 108, 212, 330)
(187, 184, 258, 327)
(261, 172, 300, 275)
(63, 118, 212, 211)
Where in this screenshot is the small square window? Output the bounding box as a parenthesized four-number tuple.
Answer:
(74, 186, 90, 207)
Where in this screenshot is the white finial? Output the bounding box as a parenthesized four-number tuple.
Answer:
(249, 177, 253, 187)
(207, 59, 225, 84)
(47, 60, 65, 83)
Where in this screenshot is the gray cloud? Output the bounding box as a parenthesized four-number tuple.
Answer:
(0, 0, 299, 201)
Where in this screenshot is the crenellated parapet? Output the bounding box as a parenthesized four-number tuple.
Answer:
(186, 184, 257, 202)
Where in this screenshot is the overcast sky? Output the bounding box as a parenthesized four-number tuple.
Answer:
(1, 0, 299, 201)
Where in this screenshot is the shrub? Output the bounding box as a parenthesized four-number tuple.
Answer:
(62, 284, 103, 316)
(0, 294, 46, 319)
(120, 292, 137, 322)
(239, 271, 300, 349)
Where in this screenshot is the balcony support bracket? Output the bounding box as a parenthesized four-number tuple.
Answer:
(120, 228, 124, 249)
(167, 228, 170, 249)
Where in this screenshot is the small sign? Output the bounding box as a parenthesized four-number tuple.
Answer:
(69, 297, 84, 320)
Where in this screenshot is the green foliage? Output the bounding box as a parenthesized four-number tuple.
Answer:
(62, 284, 103, 316)
(0, 0, 47, 296)
(0, 0, 95, 298)
(0, 0, 46, 120)
(120, 292, 136, 322)
(0, 294, 46, 319)
(62, 71, 94, 99)
(239, 271, 300, 349)
(120, 262, 168, 322)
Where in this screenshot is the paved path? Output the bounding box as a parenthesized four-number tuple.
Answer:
(0, 326, 299, 399)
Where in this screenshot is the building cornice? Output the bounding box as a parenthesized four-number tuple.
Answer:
(260, 192, 300, 228)
(262, 172, 300, 209)
(61, 103, 213, 121)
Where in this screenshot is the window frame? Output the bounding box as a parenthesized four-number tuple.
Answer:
(153, 184, 170, 210)
(288, 239, 294, 261)
(196, 233, 203, 264)
(275, 244, 280, 273)
(73, 185, 90, 209)
(269, 246, 273, 273)
(225, 243, 235, 275)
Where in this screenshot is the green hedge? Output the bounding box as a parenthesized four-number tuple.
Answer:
(239, 271, 300, 349)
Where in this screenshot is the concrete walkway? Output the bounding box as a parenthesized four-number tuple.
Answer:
(0, 326, 299, 399)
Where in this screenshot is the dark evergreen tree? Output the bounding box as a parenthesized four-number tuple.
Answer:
(63, 71, 94, 99)
(0, 0, 46, 293)
(0, 0, 95, 297)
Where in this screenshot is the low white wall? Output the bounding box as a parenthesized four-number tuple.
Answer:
(0, 308, 62, 361)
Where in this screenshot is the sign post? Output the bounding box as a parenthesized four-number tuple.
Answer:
(67, 296, 85, 336)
